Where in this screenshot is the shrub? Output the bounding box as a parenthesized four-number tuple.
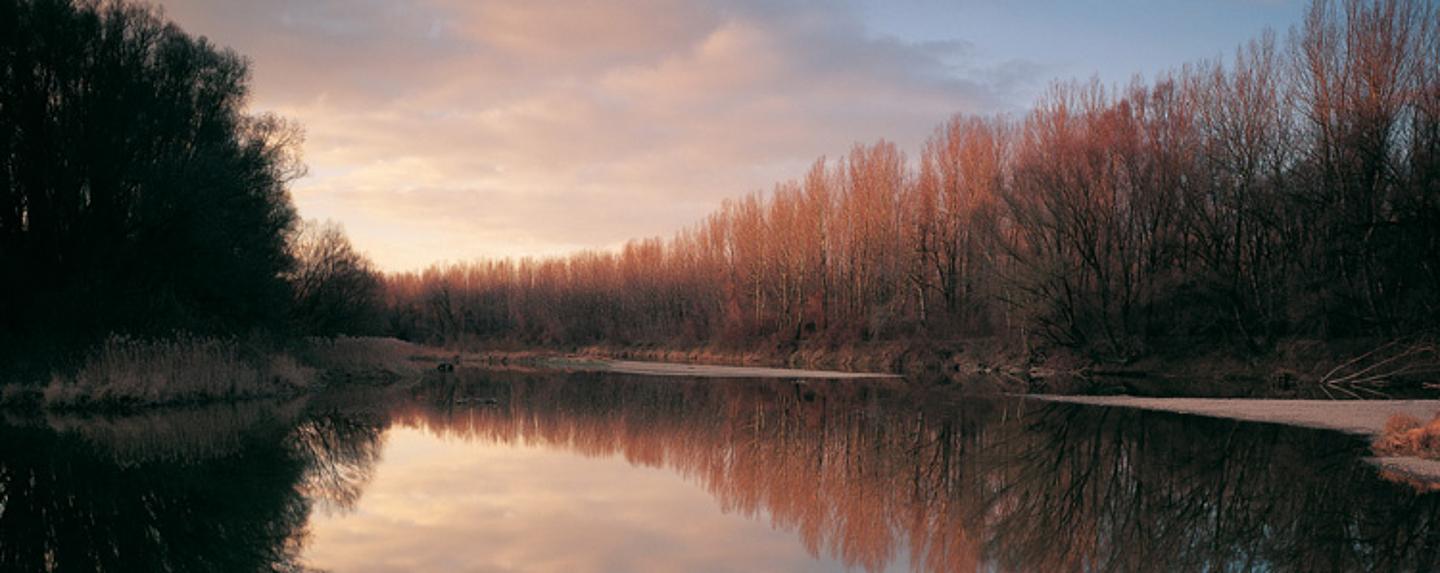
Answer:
(1372, 413, 1440, 459)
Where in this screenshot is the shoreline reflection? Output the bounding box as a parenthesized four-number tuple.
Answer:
(383, 372, 1440, 572)
(1, 371, 1436, 572)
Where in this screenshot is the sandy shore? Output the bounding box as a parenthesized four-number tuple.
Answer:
(1371, 456, 1440, 490)
(542, 357, 901, 380)
(1029, 395, 1440, 435)
(1032, 395, 1440, 482)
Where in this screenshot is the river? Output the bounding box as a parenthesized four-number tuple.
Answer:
(1, 369, 1435, 572)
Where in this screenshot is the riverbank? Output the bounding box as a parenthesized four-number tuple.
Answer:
(462, 336, 1440, 399)
(10, 335, 1439, 486)
(11, 334, 1437, 413)
(1029, 395, 1440, 435)
(536, 356, 900, 379)
(1, 336, 435, 412)
(469, 338, 1063, 388)
(1031, 394, 1440, 483)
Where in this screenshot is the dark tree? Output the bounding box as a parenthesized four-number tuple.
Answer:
(0, 0, 303, 368)
(287, 220, 383, 337)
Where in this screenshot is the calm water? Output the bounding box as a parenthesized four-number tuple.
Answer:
(1, 370, 1437, 572)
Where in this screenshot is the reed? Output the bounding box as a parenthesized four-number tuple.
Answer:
(44, 335, 314, 409)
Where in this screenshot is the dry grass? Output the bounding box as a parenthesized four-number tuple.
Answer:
(301, 336, 419, 367)
(297, 336, 426, 382)
(44, 335, 314, 409)
(1373, 413, 1440, 459)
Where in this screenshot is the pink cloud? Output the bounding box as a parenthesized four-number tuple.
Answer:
(157, 0, 1043, 271)
(301, 427, 856, 572)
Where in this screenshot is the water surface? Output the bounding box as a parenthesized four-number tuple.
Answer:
(1, 370, 1436, 572)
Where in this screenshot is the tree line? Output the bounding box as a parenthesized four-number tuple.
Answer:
(385, 0, 1440, 360)
(5, 0, 1437, 370)
(1, 0, 382, 373)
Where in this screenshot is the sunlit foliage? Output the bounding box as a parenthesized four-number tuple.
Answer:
(385, 0, 1440, 360)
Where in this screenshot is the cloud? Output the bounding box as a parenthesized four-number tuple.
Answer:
(300, 427, 853, 572)
(158, 0, 1046, 271)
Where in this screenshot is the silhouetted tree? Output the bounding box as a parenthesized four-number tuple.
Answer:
(0, 0, 303, 368)
(288, 220, 383, 336)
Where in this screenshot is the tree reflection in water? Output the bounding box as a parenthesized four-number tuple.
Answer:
(0, 372, 1436, 572)
(0, 399, 388, 572)
(400, 371, 1440, 572)
(291, 411, 387, 515)
(0, 404, 312, 571)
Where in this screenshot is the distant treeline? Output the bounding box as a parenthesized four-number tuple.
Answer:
(385, 0, 1440, 359)
(5, 0, 1438, 370)
(1, 0, 381, 372)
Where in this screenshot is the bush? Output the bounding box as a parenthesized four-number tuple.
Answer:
(1373, 413, 1440, 459)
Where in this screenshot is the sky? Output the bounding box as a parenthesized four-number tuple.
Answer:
(156, 0, 1307, 272)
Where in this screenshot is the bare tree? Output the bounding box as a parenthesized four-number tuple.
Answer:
(289, 220, 383, 336)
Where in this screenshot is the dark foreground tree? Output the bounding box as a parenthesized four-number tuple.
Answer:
(0, 0, 303, 368)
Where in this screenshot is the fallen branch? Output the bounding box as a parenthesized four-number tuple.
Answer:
(1317, 338, 1440, 399)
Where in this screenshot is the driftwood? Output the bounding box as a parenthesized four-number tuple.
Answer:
(1318, 339, 1440, 399)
